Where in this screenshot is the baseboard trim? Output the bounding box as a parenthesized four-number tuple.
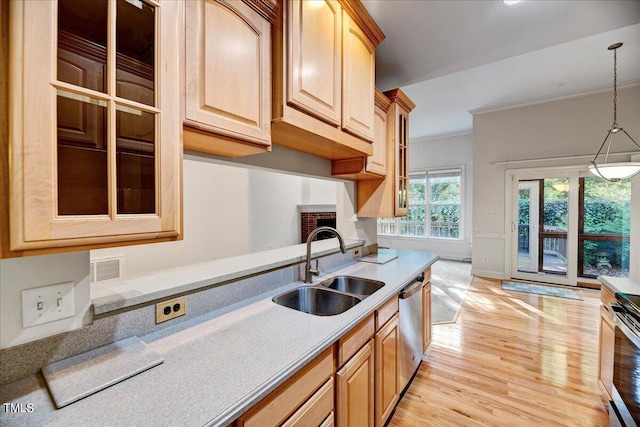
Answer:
(471, 269, 507, 280)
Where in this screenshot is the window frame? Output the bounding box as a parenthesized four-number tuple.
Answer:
(378, 167, 464, 240)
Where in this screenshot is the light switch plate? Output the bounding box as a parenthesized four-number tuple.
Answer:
(22, 282, 75, 328)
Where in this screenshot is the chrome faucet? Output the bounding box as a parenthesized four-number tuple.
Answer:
(304, 226, 346, 283)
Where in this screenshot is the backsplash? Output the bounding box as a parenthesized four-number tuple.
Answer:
(0, 249, 356, 385)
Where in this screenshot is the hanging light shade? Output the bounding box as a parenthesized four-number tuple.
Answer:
(588, 42, 640, 182)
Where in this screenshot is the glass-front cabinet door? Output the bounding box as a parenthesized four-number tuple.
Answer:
(8, 0, 181, 253)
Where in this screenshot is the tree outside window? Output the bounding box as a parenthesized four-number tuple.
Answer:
(378, 169, 462, 239)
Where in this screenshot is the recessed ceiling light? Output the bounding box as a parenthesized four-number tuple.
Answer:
(502, 0, 522, 5)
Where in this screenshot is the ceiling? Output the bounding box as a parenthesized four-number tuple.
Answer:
(362, 0, 640, 141)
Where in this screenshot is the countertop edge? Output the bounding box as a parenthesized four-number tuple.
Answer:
(598, 275, 640, 296)
(0, 251, 439, 427)
(209, 252, 439, 427)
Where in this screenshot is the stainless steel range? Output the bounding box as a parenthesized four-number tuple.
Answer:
(609, 292, 640, 427)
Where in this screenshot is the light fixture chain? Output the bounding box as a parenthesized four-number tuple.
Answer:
(613, 47, 617, 128)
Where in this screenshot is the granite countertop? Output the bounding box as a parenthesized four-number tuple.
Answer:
(91, 237, 365, 315)
(0, 250, 439, 427)
(598, 276, 640, 296)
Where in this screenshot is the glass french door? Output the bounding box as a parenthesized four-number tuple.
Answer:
(517, 181, 539, 273)
(510, 168, 633, 284)
(510, 172, 577, 286)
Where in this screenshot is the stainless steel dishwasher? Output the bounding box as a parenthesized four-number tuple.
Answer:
(398, 274, 425, 392)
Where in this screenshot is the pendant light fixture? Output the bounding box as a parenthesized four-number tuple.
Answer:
(588, 43, 640, 182)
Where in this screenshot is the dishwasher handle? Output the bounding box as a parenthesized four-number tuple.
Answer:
(399, 276, 424, 299)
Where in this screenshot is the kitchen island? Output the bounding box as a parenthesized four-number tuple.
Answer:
(0, 250, 438, 426)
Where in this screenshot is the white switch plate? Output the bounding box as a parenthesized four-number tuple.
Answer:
(22, 282, 75, 328)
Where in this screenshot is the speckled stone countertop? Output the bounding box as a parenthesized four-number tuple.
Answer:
(91, 237, 364, 315)
(598, 276, 640, 295)
(0, 250, 438, 427)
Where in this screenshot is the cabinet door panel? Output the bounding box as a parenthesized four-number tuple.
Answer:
(185, 0, 270, 146)
(57, 48, 106, 148)
(342, 12, 374, 141)
(366, 102, 388, 176)
(287, 0, 341, 125)
(598, 305, 615, 399)
(375, 314, 398, 427)
(9, 0, 181, 251)
(336, 340, 374, 427)
(115, 71, 155, 149)
(422, 281, 432, 353)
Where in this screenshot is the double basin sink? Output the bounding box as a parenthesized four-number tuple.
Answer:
(272, 276, 385, 316)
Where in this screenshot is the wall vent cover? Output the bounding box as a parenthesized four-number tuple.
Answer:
(90, 256, 125, 282)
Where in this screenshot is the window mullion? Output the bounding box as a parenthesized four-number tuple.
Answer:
(427, 174, 432, 237)
(107, 0, 117, 220)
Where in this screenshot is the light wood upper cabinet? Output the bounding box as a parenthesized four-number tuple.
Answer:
(341, 11, 375, 142)
(272, 0, 384, 160)
(388, 89, 413, 217)
(367, 91, 390, 176)
(331, 89, 389, 180)
(184, 0, 274, 158)
(356, 88, 415, 218)
(4, 0, 182, 256)
(287, 0, 342, 126)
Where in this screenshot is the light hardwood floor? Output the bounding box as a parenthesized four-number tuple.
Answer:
(389, 276, 609, 427)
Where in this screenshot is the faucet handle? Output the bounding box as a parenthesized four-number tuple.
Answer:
(309, 268, 319, 277)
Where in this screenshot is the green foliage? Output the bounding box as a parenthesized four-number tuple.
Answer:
(517, 177, 631, 270)
(430, 178, 460, 203)
(585, 177, 630, 201)
(431, 205, 459, 223)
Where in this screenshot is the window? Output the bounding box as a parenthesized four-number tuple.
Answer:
(579, 177, 630, 278)
(378, 169, 462, 239)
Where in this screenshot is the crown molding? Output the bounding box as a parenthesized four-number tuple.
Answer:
(470, 80, 640, 116)
(410, 130, 472, 144)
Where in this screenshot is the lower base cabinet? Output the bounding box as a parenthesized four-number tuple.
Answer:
(336, 340, 375, 427)
(375, 313, 399, 427)
(598, 287, 616, 401)
(422, 274, 432, 353)
(236, 348, 334, 427)
(234, 284, 428, 427)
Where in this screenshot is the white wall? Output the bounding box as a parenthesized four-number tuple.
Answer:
(472, 86, 640, 279)
(303, 177, 337, 204)
(93, 155, 253, 277)
(92, 155, 356, 278)
(249, 170, 303, 252)
(337, 181, 378, 246)
(1, 153, 366, 350)
(378, 133, 473, 260)
(0, 251, 91, 349)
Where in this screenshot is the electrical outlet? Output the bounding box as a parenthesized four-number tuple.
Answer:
(155, 296, 186, 324)
(352, 247, 361, 258)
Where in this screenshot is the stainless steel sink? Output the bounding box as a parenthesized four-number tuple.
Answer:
(320, 276, 385, 297)
(272, 287, 362, 316)
(272, 276, 385, 316)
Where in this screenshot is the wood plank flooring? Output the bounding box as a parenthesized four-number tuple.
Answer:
(388, 277, 609, 427)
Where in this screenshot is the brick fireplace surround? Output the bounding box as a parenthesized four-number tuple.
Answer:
(300, 211, 337, 243)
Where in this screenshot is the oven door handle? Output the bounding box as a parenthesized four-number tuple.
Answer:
(611, 303, 640, 349)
